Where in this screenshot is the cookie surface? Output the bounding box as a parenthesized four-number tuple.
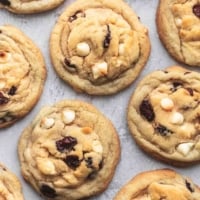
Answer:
(0, 0, 64, 14)
(50, 0, 150, 95)
(157, 0, 200, 67)
(128, 66, 200, 166)
(0, 25, 46, 128)
(18, 100, 120, 200)
(114, 169, 200, 200)
(0, 163, 24, 199)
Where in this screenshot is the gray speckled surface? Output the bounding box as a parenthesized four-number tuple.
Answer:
(0, 0, 200, 199)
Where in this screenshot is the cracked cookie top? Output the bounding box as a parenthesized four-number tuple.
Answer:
(50, 0, 150, 95)
(0, 25, 46, 128)
(114, 169, 200, 200)
(128, 66, 200, 166)
(0, 163, 24, 200)
(18, 100, 120, 200)
(157, 0, 200, 67)
(0, 0, 64, 14)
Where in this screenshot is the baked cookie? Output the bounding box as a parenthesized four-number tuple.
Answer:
(128, 66, 200, 166)
(0, 163, 24, 200)
(156, 0, 200, 67)
(18, 100, 120, 200)
(0, 0, 64, 14)
(0, 25, 46, 128)
(50, 0, 150, 95)
(114, 169, 200, 200)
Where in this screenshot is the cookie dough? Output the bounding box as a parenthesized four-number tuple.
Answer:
(0, 163, 24, 200)
(128, 66, 200, 166)
(50, 0, 150, 95)
(0, 0, 64, 14)
(18, 100, 120, 200)
(114, 169, 200, 200)
(0, 25, 46, 128)
(157, 0, 200, 67)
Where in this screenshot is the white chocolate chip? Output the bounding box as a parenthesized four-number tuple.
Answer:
(119, 43, 125, 55)
(92, 62, 108, 79)
(175, 18, 182, 27)
(176, 142, 194, 156)
(37, 159, 56, 175)
(92, 140, 103, 153)
(76, 42, 90, 57)
(171, 112, 184, 125)
(160, 98, 174, 111)
(0, 81, 5, 89)
(62, 110, 75, 124)
(41, 118, 55, 129)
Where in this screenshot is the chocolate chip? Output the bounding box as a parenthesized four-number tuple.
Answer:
(8, 86, 17, 96)
(0, 92, 9, 105)
(40, 184, 57, 198)
(0, 52, 6, 57)
(63, 58, 77, 72)
(0, 0, 10, 6)
(193, 4, 200, 18)
(69, 10, 85, 22)
(64, 155, 80, 169)
(139, 99, 155, 122)
(185, 180, 194, 193)
(171, 82, 182, 92)
(56, 136, 77, 152)
(155, 124, 173, 136)
(85, 157, 93, 168)
(186, 88, 193, 96)
(184, 71, 191, 75)
(87, 171, 98, 180)
(103, 25, 111, 48)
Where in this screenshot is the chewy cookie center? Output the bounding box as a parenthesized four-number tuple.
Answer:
(63, 8, 139, 84)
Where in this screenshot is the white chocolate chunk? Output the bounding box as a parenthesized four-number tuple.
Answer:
(62, 109, 75, 124)
(175, 18, 182, 27)
(92, 62, 108, 79)
(92, 140, 103, 153)
(76, 42, 90, 57)
(160, 98, 174, 111)
(171, 112, 184, 124)
(37, 159, 56, 175)
(176, 143, 194, 156)
(119, 43, 125, 55)
(0, 51, 11, 63)
(41, 118, 55, 129)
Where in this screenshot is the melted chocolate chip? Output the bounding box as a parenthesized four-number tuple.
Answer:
(69, 10, 85, 22)
(0, 92, 9, 105)
(186, 88, 194, 96)
(170, 82, 182, 92)
(0, 0, 10, 6)
(64, 155, 80, 169)
(103, 25, 111, 48)
(40, 184, 57, 198)
(64, 58, 77, 72)
(155, 124, 173, 136)
(8, 86, 17, 96)
(87, 171, 98, 180)
(85, 157, 93, 168)
(139, 99, 155, 122)
(56, 136, 77, 152)
(0, 52, 6, 57)
(193, 4, 200, 18)
(185, 180, 194, 193)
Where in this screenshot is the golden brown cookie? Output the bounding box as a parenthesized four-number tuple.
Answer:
(0, 0, 64, 14)
(0, 163, 24, 200)
(114, 169, 200, 200)
(157, 0, 200, 67)
(50, 0, 150, 95)
(128, 66, 200, 166)
(18, 100, 120, 200)
(0, 25, 46, 128)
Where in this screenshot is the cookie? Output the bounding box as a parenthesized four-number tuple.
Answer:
(156, 0, 200, 67)
(128, 66, 200, 166)
(50, 0, 150, 95)
(114, 169, 200, 199)
(0, 163, 24, 199)
(0, 25, 46, 128)
(18, 100, 120, 200)
(0, 0, 64, 14)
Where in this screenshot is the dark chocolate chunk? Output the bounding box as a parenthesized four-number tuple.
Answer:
(155, 124, 173, 136)
(0, 0, 10, 6)
(139, 99, 155, 122)
(103, 25, 111, 48)
(85, 157, 93, 168)
(8, 86, 17, 96)
(0, 92, 9, 105)
(186, 88, 194, 96)
(64, 155, 80, 169)
(40, 184, 57, 198)
(56, 136, 77, 152)
(185, 180, 194, 193)
(170, 82, 182, 92)
(64, 58, 77, 72)
(69, 10, 85, 22)
(193, 4, 200, 18)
